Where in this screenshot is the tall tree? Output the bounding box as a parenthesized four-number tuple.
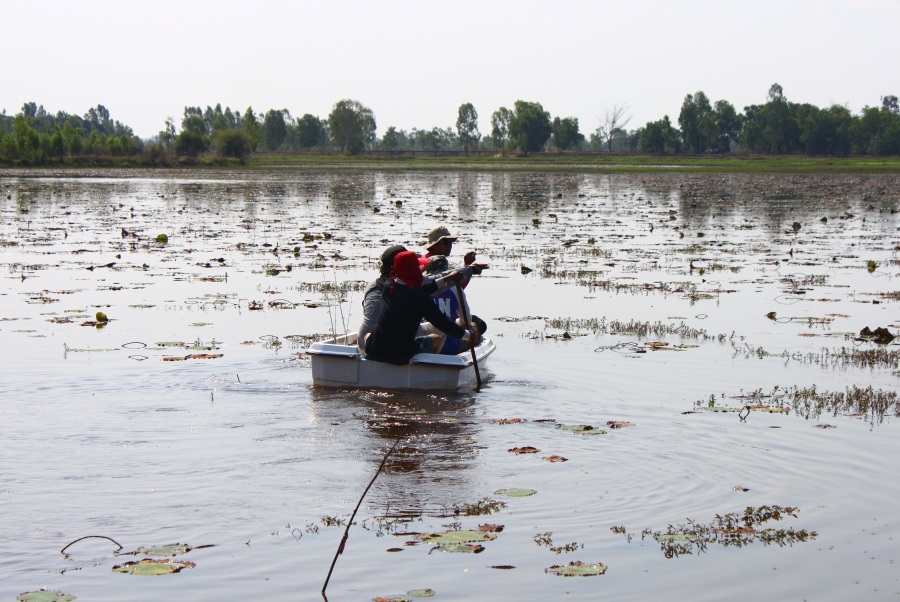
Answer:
(297, 114, 326, 149)
(551, 116, 584, 150)
(713, 100, 741, 151)
(491, 107, 512, 154)
(380, 126, 402, 150)
(508, 100, 551, 155)
(262, 109, 288, 150)
(241, 107, 261, 150)
(601, 103, 631, 152)
(328, 99, 376, 154)
(456, 103, 480, 155)
(679, 92, 715, 153)
(639, 115, 681, 153)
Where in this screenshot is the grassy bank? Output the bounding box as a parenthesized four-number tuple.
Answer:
(248, 152, 900, 174)
(3, 153, 899, 174)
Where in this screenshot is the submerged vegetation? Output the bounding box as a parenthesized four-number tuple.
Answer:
(615, 505, 817, 559)
(697, 385, 899, 424)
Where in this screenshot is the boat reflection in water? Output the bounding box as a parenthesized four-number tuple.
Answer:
(309, 386, 487, 529)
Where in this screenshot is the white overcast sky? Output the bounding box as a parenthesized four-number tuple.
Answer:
(2, 0, 897, 139)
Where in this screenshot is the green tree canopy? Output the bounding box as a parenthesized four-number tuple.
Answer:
(640, 115, 681, 153)
(262, 109, 289, 150)
(508, 100, 551, 155)
(551, 116, 584, 150)
(328, 99, 376, 154)
(456, 103, 480, 154)
(490, 107, 512, 154)
(297, 114, 326, 149)
(679, 91, 716, 153)
(215, 128, 253, 161)
(174, 130, 209, 159)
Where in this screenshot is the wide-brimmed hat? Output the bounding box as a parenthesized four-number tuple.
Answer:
(425, 226, 458, 251)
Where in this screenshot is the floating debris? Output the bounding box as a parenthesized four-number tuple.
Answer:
(508, 446, 540, 454)
(545, 561, 607, 577)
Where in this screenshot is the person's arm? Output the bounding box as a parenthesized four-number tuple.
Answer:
(432, 267, 470, 294)
(419, 293, 466, 339)
(357, 287, 381, 350)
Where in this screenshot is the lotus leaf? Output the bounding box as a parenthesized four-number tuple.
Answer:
(129, 543, 191, 557)
(557, 424, 606, 435)
(407, 589, 436, 597)
(416, 530, 497, 544)
(434, 543, 485, 553)
(112, 558, 195, 575)
(17, 590, 76, 602)
(546, 561, 608, 576)
(494, 488, 536, 497)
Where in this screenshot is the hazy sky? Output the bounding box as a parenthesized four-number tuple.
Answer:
(3, 0, 897, 140)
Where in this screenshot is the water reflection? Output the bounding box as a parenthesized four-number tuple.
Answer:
(309, 388, 483, 520)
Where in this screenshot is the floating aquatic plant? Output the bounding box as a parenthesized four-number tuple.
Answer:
(615, 505, 816, 558)
(16, 591, 75, 602)
(545, 561, 607, 576)
(112, 558, 195, 575)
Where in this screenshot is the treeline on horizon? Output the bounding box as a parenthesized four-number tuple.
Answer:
(0, 84, 898, 166)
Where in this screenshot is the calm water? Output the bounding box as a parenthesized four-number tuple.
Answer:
(1, 169, 898, 601)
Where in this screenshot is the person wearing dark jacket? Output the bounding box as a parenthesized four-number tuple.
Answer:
(357, 245, 469, 351)
(365, 251, 478, 364)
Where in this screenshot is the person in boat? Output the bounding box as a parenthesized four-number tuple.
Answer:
(365, 251, 480, 365)
(423, 226, 486, 278)
(357, 244, 470, 351)
(422, 256, 487, 354)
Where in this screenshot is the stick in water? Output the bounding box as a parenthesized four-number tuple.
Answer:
(456, 283, 482, 390)
(321, 421, 411, 596)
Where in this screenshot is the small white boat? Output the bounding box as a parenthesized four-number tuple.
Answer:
(306, 333, 495, 390)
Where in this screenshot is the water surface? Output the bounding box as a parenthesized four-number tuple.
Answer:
(1, 169, 898, 601)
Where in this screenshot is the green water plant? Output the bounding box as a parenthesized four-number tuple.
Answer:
(17, 590, 76, 602)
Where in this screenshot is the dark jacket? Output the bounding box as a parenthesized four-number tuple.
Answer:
(365, 279, 466, 364)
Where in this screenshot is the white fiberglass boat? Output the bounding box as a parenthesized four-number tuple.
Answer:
(306, 333, 495, 390)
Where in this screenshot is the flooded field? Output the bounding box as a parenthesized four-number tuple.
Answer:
(1, 168, 898, 601)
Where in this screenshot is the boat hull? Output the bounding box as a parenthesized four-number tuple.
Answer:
(307, 334, 495, 390)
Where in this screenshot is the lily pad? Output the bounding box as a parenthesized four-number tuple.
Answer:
(112, 558, 195, 575)
(407, 589, 436, 597)
(17, 590, 76, 602)
(127, 543, 191, 557)
(546, 561, 608, 577)
(557, 424, 606, 435)
(433, 543, 485, 553)
(416, 530, 497, 544)
(495, 488, 537, 497)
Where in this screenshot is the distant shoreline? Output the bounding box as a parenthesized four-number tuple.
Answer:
(2, 153, 899, 174)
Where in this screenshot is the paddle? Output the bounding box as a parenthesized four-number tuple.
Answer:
(456, 283, 482, 390)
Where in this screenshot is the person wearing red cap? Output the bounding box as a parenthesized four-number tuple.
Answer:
(365, 251, 479, 364)
(357, 245, 467, 351)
